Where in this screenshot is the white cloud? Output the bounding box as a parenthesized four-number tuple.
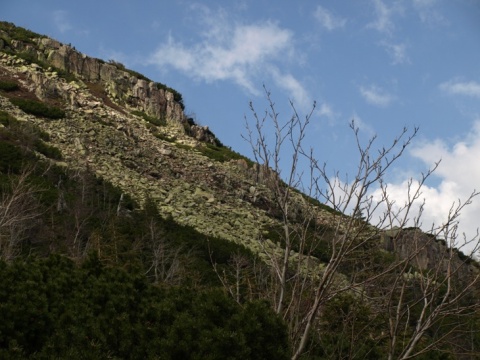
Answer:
(318, 102, 335, 119)
(412, 0, 436, 6)
(367, 0, 401, 34)
(313, 5, 347, 31)
(53, 10, 72, 33)
(359, 84, 395, 107)
(314, 102, 340, 126)
(412, 0, 446, 25)
(351, 112, 375, 136)
(369, 120, 480, 255)
(439, 79, 480, 98)
(147, 9, 305, 99)
(410, 123, 480, 193)
(269, 68, 312, 111)
(381, 41, 411, 65)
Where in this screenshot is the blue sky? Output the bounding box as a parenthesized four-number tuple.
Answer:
(3, 0, 480, 250)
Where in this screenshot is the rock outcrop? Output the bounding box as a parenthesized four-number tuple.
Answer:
(1, 34, 184, 125)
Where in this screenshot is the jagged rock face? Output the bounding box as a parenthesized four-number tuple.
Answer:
(188, 124, 219, 145)
(4, 36, 184, 124)
(382, 228, 476, 278)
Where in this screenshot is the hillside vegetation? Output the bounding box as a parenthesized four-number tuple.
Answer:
(1, 21, 480, 359)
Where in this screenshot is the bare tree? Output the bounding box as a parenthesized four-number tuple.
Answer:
(211, 251, 252, 304)
(138, 200, 195, 285)
(240, 87, 480, 359)
(0, 167, 42, 262)
(57, 170, 96, 260)
(381, 211, 480, 359)
(143, 217, 186, 285)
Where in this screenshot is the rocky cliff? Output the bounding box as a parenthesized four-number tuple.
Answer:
(2, 35, 184, 122)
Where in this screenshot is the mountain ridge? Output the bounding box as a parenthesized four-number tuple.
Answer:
(1, 20, 477, 275)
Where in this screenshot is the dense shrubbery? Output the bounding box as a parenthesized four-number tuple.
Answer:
(0, 80, 19, 92)
(0, 255, 290, 359)
(108, 59, 151, 82)
(0, 142, 23, 173)
(0, 21, 43, 44)
(199, 143, 254, 164)
(0, 112, 31, 173)
(174, 141, 254, 165)
(0, 110, 17, 127)
(34, 140, 62, 160)
(0, 124, 288, 357)
(0, 110, 62, 160)
(9, 98, 65, 119)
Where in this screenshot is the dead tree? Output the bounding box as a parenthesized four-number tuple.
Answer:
(0, 167, 42, 262)
(242, 87, 480, 359)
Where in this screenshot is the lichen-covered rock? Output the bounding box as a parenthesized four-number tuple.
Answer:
(9, 37, 184, 124)
(189, 124, 218, 144)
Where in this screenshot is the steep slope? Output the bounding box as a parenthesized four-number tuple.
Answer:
(1, 21, 477, 272)
(3, 22, 480, 359)
(0, 22, 334, 259)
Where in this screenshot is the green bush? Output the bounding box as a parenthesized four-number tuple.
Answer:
(174, 143, 192, 151)
(9, 98, 65, 119)
(0, 111, 59, 160)
(34, 140, 62, 160)
(14, 51, 39, 65)
(51, 66, 78, 83)
(108, 60, 151, 82)
(0, 142, 23, 173)
(0, 81, 19, 92)
(0, 21, 43, 44)
(154, 132, 176, 142)
(0, 110, 18, 126)
(198, 143, 254, 164)
(131, 110, 166, 127)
